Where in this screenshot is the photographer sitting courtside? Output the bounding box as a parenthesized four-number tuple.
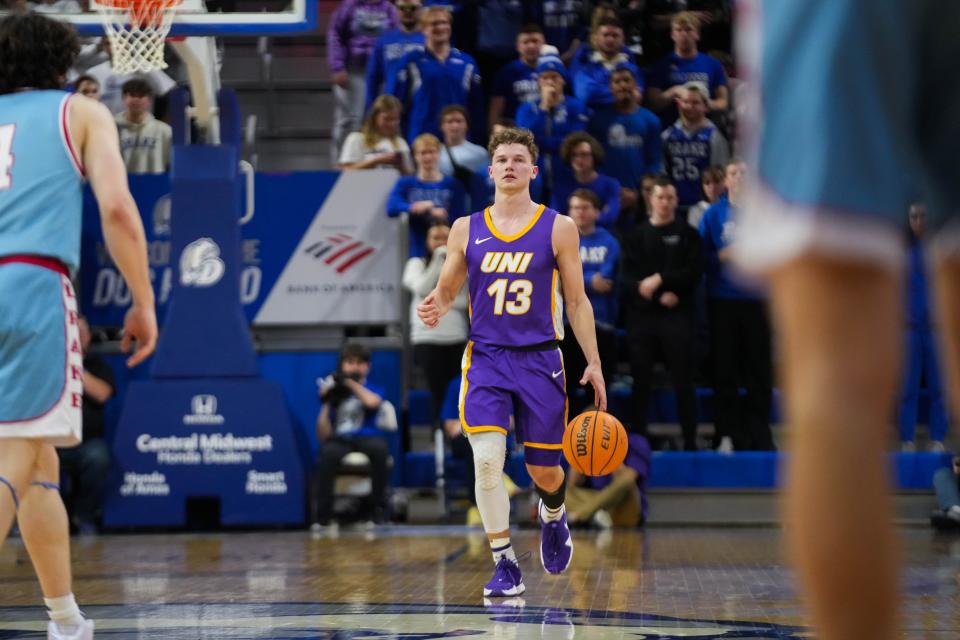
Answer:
(315, 343, 398, 526)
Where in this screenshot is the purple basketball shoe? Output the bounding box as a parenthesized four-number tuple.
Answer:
(539, 500, 573, 574)
(483, 556, 526, 597)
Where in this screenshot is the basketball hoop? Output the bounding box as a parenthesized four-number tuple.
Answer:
(93, 0, 183, 73)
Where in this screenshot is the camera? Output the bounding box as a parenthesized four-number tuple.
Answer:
(319, 371, 362, 405)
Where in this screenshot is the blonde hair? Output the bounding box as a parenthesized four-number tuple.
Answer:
(413, 133, 442, 153)
(671, 11, 700, 31)
(361, 94, 404, 150)
(421, 6, 452, 27)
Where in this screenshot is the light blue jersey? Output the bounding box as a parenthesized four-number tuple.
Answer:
(0, 90, 84, 444)
(0, 90, 84, 273)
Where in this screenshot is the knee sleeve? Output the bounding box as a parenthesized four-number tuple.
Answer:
(0, 475, 19, 510)
(469, 432, 506, 491)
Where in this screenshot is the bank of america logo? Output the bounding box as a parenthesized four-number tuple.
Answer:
(304, 233, 375, 273)
(183, 394, 225, 426)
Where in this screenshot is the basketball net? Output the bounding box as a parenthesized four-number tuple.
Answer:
(94, 0, 183, 73)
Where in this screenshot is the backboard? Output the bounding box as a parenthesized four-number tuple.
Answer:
(0, 0, 317, 36)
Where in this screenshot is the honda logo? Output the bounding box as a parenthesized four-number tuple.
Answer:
(183, 394, 225, 426)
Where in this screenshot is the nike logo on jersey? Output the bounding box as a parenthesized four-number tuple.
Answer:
(475, 236, 494, 245)
(552, 370, 563, 378)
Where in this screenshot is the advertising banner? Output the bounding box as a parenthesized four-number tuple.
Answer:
(79, 169, 401, 326)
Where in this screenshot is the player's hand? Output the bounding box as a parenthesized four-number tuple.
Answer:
(639, 273, 662, 299)
(332, 70, 349, 88)
(591, 273, 613, 294)
(417, 291, 445, 328)
(580, 362, 607, 412)
(121, 303, 158, 368)
(659, 291, 679, 308)
(410, 200, 435, 215)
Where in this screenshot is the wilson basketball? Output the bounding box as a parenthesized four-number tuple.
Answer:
(563, 410, 628, 476)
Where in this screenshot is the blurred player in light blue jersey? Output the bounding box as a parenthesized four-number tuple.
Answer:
(0, 12, 157, 640)
(736, 2, 960, 639)
(417, 128, 606, 597)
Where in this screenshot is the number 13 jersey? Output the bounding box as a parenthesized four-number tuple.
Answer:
(465, 204, 564, 347)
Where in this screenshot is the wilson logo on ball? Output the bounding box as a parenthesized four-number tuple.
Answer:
(563, 411, 628, 476)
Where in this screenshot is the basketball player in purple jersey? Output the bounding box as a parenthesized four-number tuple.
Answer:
(0, 13, 157, 640)
(418, 127, 606, 596)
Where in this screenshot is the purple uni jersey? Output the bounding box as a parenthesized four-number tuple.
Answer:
(460, 204, 568, 466)
(466, 205, 564, 347)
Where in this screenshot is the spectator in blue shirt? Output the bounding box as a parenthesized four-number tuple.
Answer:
(570, 16, 642, 110)
(560, 188, 620, 414)
(527, 0, 590, 62)
(698, 159, 774, 452)
(550, 131, 620, 227)
(900, 203, 950, 453)
(646, 12, 729, 125)
(473, 0, 525, 97)
(364, 0, 425, 113)
(315, 342, 398, 526)
(387, 133, 466, 257)
(661, 82, 729, 214)
(515, 53, 588, 203)
(641, 0, 729, 64)
(488, 24, 545, 129)
(387, 6, 485, 144)
(588, 66, 662, 214)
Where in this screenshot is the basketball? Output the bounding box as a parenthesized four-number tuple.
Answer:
(562, 410, 628, 476)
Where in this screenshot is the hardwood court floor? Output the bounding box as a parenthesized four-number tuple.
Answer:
(0, 526, 958, 638)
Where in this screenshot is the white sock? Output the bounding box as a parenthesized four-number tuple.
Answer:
(44, 593, 84, 632)
(540, 502, 565, 523)
(490, 537, 517, 565)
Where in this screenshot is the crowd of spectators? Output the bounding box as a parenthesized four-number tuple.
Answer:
(27, 0, 949, 530)
(331, 0, 953, 460)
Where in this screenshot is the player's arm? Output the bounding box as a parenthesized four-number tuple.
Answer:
(71, 96, 157, 367)
(553, 215, 607, 411)
(343, 379, 383, 411)
(316, 403, 332, 443)
(417, 216, 469, 328)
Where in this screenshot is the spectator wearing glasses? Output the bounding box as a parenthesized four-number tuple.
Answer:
(550, 132, 620, 228)
(388, 6, 485, 144)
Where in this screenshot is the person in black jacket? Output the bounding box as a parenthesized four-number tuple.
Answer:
(621, 177, 703, 450)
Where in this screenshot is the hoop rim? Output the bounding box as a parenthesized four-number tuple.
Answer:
(93, 0, 183, 10)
